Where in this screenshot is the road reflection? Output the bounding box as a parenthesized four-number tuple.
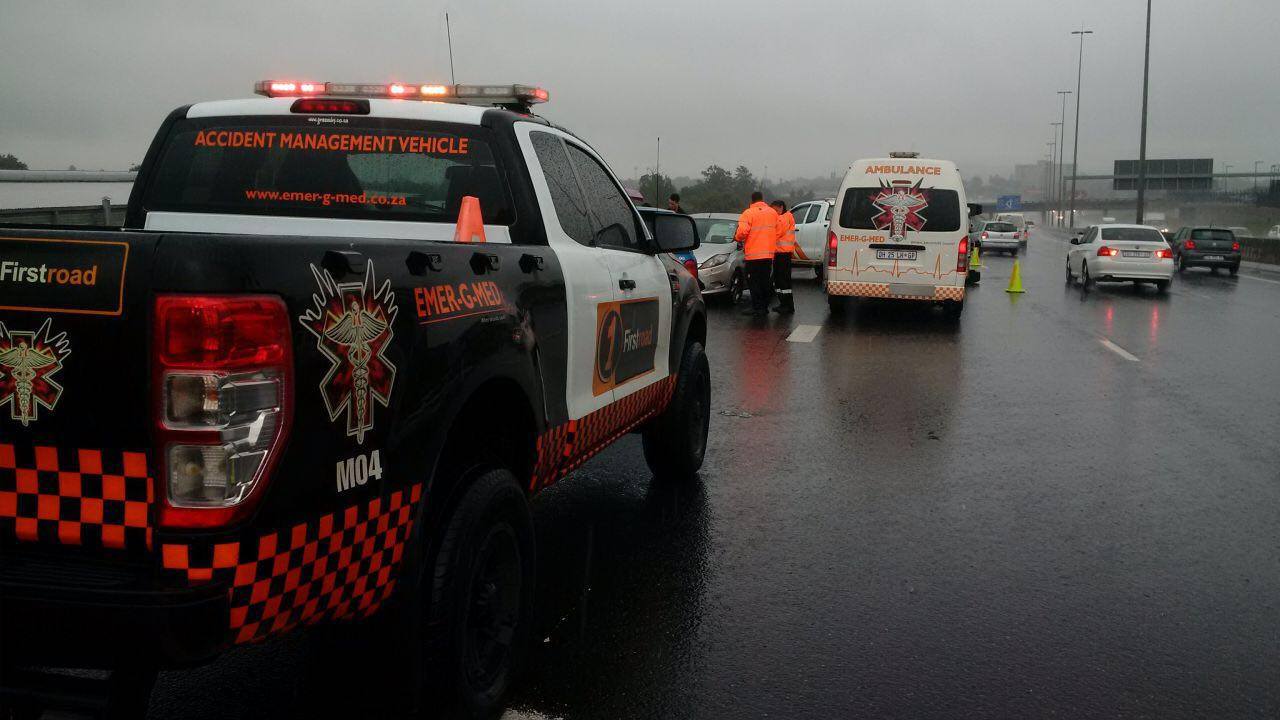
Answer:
(512, 466, 712, 717)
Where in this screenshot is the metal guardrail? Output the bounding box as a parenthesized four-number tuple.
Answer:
(1239, 237, 1280, 265)
(0, 199, 124, 226)
(0, 170, 137, 183)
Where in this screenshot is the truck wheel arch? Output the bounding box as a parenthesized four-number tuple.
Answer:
(670, 303, 707, 371)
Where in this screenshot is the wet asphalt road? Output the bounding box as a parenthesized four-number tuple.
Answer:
(147, 228, 1280, 719)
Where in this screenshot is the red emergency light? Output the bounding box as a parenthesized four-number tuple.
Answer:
(253, 80, 550, 108)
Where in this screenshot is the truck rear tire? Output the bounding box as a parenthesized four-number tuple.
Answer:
(642, 341, 710, 481)
(418, 468, 534, 718)
(827, 294, 846, 314)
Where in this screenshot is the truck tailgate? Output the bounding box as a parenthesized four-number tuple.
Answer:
(1, 229, 160, 555)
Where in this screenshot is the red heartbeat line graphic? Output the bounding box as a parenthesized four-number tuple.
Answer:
(840, 249, 959, 280)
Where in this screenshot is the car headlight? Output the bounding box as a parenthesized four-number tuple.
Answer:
(700, 253, 730, 269)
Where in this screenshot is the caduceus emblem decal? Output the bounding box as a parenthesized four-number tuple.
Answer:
(300, 262, 398, 445)
(871, 179, 930, 242)
(0, 319, 72, 427)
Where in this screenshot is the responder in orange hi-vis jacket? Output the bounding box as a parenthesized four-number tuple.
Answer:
(736, 191, 778, 317)
(771, 200, 796, 314)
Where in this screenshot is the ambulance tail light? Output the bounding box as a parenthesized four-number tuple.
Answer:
(957, 236, 970, 273)
(827, 230, 838, 268)
(153, 295, 293, 529)
(1096, 246, 1119, 257)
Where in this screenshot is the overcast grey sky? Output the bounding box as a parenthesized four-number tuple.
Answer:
(1, 0, 1276, 179)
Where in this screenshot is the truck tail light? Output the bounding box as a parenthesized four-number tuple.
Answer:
(957, 236, 970, 273)
(153, 295, 293, 529)
(1184, 239, 1196, 250)
(1097, 246, 1118, 257)
(827, 230, 838, 268)
(1231, 241, 1241, 252)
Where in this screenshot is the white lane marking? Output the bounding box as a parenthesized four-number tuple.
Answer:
(1239, 273, 1280, 286)
(787, 324, 822, 343)
(1099, 338, 1140, 362)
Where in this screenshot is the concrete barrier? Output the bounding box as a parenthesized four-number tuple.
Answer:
(0, 200, 124, 227)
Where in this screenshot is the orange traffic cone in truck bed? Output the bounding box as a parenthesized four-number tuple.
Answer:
(454, 195, 487, 243)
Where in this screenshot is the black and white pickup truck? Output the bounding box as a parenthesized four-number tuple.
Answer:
(0, 81, 710, 717)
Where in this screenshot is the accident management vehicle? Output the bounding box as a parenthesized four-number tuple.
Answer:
(0, 80, 710, 716)
(824, 153, 975, 319)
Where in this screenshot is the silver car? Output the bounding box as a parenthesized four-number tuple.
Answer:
(692, 212, 746, 302)
(974, 219, 1022, 256)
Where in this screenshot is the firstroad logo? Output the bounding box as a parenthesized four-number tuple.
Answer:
(592, 298, 658, 397)
(0, 260, 99, 287)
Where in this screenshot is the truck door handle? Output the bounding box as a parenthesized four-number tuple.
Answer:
(618, 278, 636, 291)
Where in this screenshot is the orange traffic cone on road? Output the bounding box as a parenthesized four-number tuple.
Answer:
(454, 195, 487, 243)
(1006, 259, 1026, 294)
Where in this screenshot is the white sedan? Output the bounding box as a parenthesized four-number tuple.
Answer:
(1066, 224, 1174, 292)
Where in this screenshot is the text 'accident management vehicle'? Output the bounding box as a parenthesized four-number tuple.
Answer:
(0, 79, 710, 716)
(824, 153, 972, 318)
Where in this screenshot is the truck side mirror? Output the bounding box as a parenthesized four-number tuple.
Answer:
(967, 203, 984, 218)
(651, 214, 700, 253)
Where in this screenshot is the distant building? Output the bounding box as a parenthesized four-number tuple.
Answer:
(1014, 161, 1073, 199)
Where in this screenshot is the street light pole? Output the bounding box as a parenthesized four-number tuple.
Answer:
(1135, 0, 1153, 224)
(1057, 91, 1072, 226)
(1255, 160, 1263, 192)
(1051, 122, 1063, 224)
(1069, 26, 1093, 229)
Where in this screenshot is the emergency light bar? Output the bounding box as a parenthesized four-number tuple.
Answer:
(253, 80, 549, 109)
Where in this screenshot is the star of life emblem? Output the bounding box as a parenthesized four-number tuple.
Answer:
(0, 319, 71, 427)
(871, 180, 930, 241)
(300, 262, 398, 445)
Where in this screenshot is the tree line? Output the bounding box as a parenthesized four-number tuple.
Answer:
(628, 165, 840, 214)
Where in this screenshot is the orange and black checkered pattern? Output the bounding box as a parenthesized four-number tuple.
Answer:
(162, 484, 422, 644)
(531, 376, 676, 490)
(827, 281, 965, 302)
(934, 286, 966, 302)
(0, 443, 153, 553)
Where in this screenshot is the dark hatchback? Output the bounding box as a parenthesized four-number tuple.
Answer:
(1170, 227, 1242, 274)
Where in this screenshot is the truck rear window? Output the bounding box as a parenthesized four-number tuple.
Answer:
(838, 187, 961, 233)
(142, 116, 513, 225)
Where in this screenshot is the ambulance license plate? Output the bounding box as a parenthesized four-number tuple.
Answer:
(876, 250, 917, 261)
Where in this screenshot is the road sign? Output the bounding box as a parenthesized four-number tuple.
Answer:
(1113, 158, 1213, 191)
(997, 195, 1022, 211)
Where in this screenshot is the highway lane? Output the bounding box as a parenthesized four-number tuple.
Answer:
(146, 228, 1280, 719)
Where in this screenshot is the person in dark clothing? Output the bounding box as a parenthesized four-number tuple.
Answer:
(770, 200, 796, 313)
(667, 193, 684, 213)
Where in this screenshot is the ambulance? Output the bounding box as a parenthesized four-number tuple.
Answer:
(823, 153, 975, 319)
